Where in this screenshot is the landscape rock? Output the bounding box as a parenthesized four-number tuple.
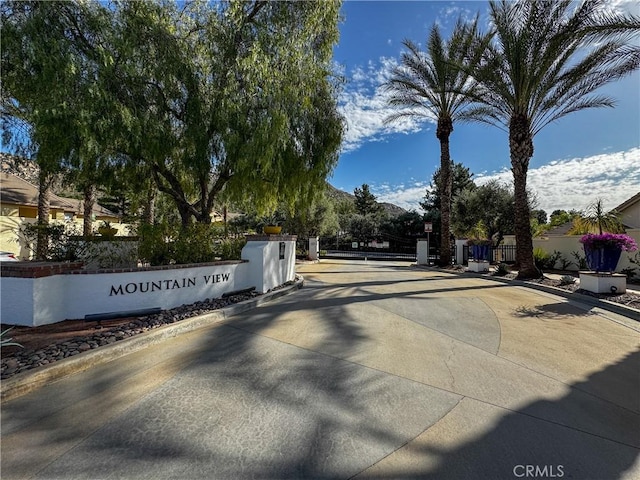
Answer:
(1, 289, 263, 380)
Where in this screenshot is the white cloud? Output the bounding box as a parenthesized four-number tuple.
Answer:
(338, 57, 435, 153)
(477, 147, 640, 213)
(602, 0, 639, 15)
(373, 181, 429, 212)
(436, 4, 475, 26)
(370, 147, 640, 214)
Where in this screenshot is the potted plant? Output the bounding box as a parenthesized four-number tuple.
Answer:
(465, 221, 492, 261)
(261, 212, 284, 235)
(579, 233, 637, 272)
(97, 221, 118, 238)
(467, 238, 492, 261)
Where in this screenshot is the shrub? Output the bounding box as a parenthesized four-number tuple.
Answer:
(1, 327, 23, 348)
(559, 275, 576, 285)
(571, 251, 589, 270)
(533, 248, 562, 270)
(493, 263, 509, 276)
(558, 256, 573, 271)
(217, 237, 246, 261)
(138, 223, 176, 266)
(138, 223, 244, 266)
(19, 222, 85, 261)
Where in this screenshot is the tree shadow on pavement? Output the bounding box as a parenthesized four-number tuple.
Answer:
(514, 303, 598, 319)
(356, 349, 640, 480)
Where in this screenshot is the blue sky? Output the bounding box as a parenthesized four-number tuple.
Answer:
(330, 0, 640, 215)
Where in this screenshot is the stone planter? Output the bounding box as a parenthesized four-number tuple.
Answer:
(579, 271, 626, 294)
(468, 260, 489, 272)
(98, 227, 118, 237)
(263, 225, 282, 235)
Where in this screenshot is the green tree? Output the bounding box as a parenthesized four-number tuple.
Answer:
(283, 191, 339, 239)
(333, 197, 356, 246)
(2, 1, 123, 237)
(531, 209, 547, 225)
(349, 214, 378, 245)
(2, 1, 344, 230)
(353, 184, 383, 216)
(549, 210, 578, 227)
(452, 180, 516, 243)
(384, 18, 486, 267)
(112, 1, 343, 226)
(380, 211, 425, 239)
(420, 161, 475, 249)
(420, 161, 475, 212)
(569, 198, 625, 234)
(468, 0, 640, 278)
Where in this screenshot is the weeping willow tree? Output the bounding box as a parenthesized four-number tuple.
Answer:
(1, 1, 110, 243)
(111, 1, 344, 226)
(2, 1, 344, 230)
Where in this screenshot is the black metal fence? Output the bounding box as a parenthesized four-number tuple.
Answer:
(322, 250, 417, 261)
(457, 245, 517, 265)
(320, 238, 517, 265)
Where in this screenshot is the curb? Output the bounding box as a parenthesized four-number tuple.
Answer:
(412, 265, 640, 322)
(1, 276, 304, 403)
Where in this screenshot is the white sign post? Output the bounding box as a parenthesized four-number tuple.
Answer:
(424, 222, 433, 265)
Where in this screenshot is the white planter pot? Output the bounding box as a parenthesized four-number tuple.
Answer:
(579, 271, 626, 294)
(468, 260, 489, 273)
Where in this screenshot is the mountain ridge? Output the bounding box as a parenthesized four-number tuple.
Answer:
(326, 183, 407, 217)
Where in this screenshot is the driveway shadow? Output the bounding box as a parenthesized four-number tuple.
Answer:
(356, 349, 640, 480)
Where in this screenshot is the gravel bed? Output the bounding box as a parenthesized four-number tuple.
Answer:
(491, 272, 640, 310)
(1, 280, 297, 380)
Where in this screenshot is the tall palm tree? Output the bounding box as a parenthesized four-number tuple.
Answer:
(468, 0, 639, 278)
(384, 18, 486, 267)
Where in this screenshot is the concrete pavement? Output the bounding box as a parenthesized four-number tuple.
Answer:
(1, 259, 639, 479)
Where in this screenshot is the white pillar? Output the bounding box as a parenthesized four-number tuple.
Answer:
(455, 239, 468, 265)
(308, 236, 319, 261)
(241, 234, 297, 293)
(417, 239, 429, 265)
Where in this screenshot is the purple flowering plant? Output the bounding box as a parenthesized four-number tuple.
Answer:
(579, 233, 638, 252)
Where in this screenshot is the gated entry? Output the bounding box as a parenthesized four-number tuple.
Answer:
(455, 245, 517, 265)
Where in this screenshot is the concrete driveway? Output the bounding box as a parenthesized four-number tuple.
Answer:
(2, 260, 639, 479)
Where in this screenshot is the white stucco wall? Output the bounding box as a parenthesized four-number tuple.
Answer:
(533, 229, 640, 272)
(620, 201, 640, 229)
(1, 236, 297, 327)
(241, 237, 296, 293)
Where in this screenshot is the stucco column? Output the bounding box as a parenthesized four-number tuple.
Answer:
(308, 237, 319, 261)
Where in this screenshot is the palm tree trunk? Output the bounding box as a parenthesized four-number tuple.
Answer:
(83, 183, 96, 237)
(35, 170, 52, 260)
(509, 115, 541, 279)
(437, 117, 453, 267)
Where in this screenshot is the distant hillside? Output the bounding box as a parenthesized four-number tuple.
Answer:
(326, 183, 406, 217)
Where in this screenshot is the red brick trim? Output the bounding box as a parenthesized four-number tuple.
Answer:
(0, 260, 247, 278)
(0, 262, 84, 278)
(245, 235, 298, 241)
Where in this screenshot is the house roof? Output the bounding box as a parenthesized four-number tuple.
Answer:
(613, 191, 640, 213)
(543, 221, 575, 236)
(0, 172, 117, 217)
